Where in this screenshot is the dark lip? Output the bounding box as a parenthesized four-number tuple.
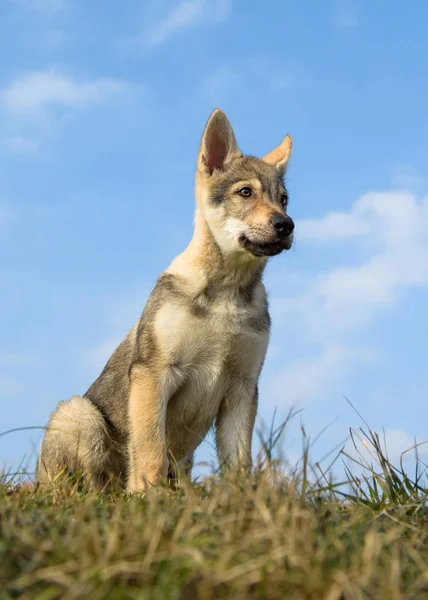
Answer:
(239, 235, 290, 257)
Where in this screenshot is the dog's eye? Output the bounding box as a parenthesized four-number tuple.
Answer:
(238, 187, 252, 198)
(280, 193, 288, 207)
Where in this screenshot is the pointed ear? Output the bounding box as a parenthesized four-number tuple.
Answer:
(262, 134, 292, 177)
(198, 109, 241, 175)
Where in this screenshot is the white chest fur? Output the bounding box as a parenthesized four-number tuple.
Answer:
(155, 288, 268, 460)
(154, 284, 267, 383)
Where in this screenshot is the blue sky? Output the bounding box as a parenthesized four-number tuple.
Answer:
(1, 0, 428, 478)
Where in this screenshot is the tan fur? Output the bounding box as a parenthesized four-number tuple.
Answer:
(37, 396, 122, 488)
(37, 109, 294, 493)
(262, 134, 292, 175)
(127, 366, 169, 490)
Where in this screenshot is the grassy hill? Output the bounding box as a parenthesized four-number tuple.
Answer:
(1, 424, 428, 599)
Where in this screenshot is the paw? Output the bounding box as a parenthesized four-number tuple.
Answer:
(125, 483, 147, 496)
(126, 465, 168, 494)
(126, 474, 155, 494)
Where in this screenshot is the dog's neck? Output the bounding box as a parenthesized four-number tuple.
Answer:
(167, 169, 268, 296)
(167, 206, 267, 297)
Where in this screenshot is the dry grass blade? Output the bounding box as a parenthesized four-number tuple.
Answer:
(2, 414, 428, 598)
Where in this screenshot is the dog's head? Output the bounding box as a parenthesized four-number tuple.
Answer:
(196, 109, 294, 259)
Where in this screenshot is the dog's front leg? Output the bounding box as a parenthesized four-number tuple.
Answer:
(127, 364, 170, 493)
(215, 383, 258, 472)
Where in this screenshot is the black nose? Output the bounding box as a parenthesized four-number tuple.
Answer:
(270, 215, 295, 237)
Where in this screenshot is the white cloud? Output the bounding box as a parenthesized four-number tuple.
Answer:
(267, 189, 428, 406)
(277, 191, 428, 338)
(144, 0, 231, 47)
(297, 210, 371, 243)
(297, 190, 428, 245)
(147, 0, 204, 46)
(267, 344, 377, 406)
(0, 70, 138, 150)
(1, 71, 132, 116)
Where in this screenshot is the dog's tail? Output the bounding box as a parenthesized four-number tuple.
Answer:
(37, 395, 118, 488)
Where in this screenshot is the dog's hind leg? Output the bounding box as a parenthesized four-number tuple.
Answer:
(37, 396, 121, 489)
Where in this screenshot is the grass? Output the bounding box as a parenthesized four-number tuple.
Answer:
(1, 415, 428, 599)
